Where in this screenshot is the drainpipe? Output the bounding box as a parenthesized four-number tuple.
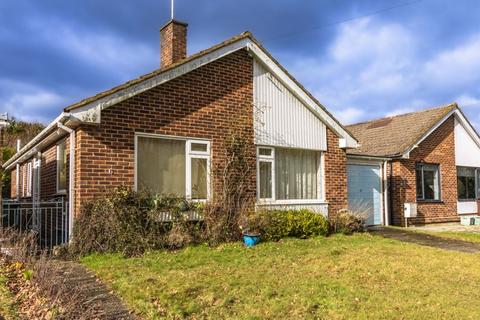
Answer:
(389, 161, 394, 225)
(383, 160, 389, 226)
(57, 123, 75, 242)
(16, 140, 21, 200)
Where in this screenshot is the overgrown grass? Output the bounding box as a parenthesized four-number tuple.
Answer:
(0, 271, 18, 320)
(82, 234, 480, 319)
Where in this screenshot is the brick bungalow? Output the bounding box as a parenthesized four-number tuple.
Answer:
(346, 104, 480, 226)
(1, 20, 358, 242)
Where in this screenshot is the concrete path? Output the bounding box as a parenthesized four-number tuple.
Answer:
(48, 260, 135, 319)
(369, 227, 480, 254)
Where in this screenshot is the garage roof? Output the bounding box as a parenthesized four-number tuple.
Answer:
(346, 103, 458, 158)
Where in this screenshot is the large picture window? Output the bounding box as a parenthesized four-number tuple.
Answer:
(416, 163, 440, 201)
(257, 147, 322, 202)
(457, 167, 477, 200)
(136, 135, 210, 200)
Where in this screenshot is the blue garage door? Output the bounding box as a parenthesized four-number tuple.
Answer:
(347, 164, 382, 226)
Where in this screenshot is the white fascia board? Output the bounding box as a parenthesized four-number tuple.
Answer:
(401, 109, 457, 158)
(72, 38, 251, 118)
(401, 108, 480, 158)
(247, 42, 358, 149)
(3, 112, 71, 170)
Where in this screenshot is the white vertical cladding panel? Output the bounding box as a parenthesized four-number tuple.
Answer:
(455, 118, 480, 167)
(253, 60, 327, 150)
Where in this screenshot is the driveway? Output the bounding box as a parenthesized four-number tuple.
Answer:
(369, 226, 480, 254)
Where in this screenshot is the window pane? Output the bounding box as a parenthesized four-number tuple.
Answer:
(416, 169, 423, 199)
(57, 141, 67, 192)
(458, 176, 467, 200)
(137, 137, 186, 196)
(258, 148, 272, 156)
(191, 158, 207, 200)
(191, 143, 208, 153)
(467, 177, 476, 199)
(457, 167, 476, 200)
(275, 148, 319, 200)
(259, 161, 272, 199)
(423, 166, 439, 200)
(478, 170, 480, 198)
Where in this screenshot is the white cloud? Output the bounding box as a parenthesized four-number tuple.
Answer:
(424, 36, 480, 88)
(456, 94, 480, 108)
(0, 80, 65, 123)
(42, 25, 157, 78)
(289, 17, 480, 129)
(333, 107, 365, 125)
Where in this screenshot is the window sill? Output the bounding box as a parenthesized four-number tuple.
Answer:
(257, 199, 328, 206)
(416, 200, 443, 204)
(457, 199, 478, 202)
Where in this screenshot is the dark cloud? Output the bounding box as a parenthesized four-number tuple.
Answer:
(1, 0, 480, 128)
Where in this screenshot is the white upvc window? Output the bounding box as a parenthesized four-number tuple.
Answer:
(26, 161, 32, 197)
(57, 140, 67, 194)
(135, 134, 211, 201)
(257, 146, 324, 203)
(257, 147, 275, 201)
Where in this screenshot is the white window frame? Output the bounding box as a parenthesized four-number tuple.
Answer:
(134, 133, 211, 201)
(256, 146, 325, 204)
(186, 140, 211, 201)
(26, 161, 32, 197)
(257, 147, 275, 202)
(56, 140, 67, 194)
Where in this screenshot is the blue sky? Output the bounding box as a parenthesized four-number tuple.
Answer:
(1, 0, 480, 129)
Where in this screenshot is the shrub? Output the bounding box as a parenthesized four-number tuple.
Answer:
(330, 209, 368, 235)
(251, 209, 329, 241)
(69, 188, 202, 257)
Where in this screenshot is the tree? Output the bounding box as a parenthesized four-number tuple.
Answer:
(0, 117, 45, 198)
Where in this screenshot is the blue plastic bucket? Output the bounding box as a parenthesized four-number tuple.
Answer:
(243, 234, 260, 247)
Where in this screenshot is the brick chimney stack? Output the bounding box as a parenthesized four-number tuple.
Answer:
(160, 20, 188, 68)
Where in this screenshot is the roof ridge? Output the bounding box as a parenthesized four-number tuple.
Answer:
(346, 103, 457, 128)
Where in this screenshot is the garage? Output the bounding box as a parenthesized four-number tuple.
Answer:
(347, 163, 383, 226)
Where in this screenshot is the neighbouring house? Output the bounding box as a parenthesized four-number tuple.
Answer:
(0, 114, 8, 129)
(1, 19, 358, 245)
(346, 104, 480, 226)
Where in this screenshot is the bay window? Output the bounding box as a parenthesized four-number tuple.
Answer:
(457, 167, 477, 200)
(416, 163, 440, 201)
(257, 147, 322, 202)
(135, 134, 210, 200)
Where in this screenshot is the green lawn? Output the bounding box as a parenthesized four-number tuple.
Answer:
(82, 234, 480, 320)
(0, 272, 18, 320)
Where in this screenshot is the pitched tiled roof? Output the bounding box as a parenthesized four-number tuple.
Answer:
(346, 103, 457, 157)
(64, 32, 252, 112)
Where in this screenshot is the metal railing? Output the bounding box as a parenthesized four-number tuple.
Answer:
(1, 198, 69, 248)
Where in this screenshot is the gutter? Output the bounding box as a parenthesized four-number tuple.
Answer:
(2, 112, 71, 171)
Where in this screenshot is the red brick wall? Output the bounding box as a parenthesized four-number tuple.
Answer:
(9, 139, 70, 201)
(40, 139, 70, 199)
(75, 49, 255, 216)
(325, 128, 348, 216)
(390, 116, 458, 226)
